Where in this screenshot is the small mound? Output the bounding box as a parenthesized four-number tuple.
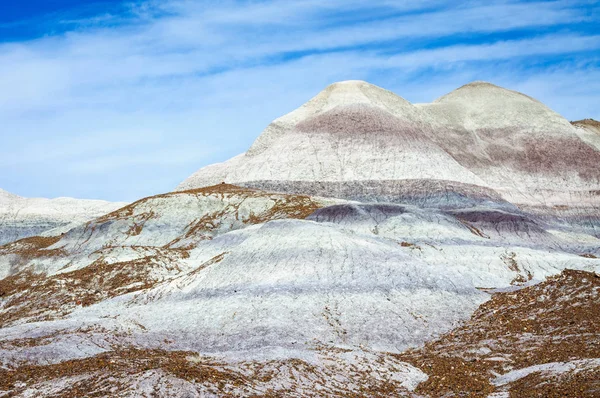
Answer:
(175, 183, 257, 196)
(98, 184, 258, 222)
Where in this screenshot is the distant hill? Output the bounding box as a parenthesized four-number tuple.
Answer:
(0, 188, 127, 245)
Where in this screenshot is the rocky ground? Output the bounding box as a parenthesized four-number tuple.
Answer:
(399, 269, 600, 397)
(1, 183, 598, 397)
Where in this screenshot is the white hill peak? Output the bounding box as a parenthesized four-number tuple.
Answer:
(434, 80, 543, 105)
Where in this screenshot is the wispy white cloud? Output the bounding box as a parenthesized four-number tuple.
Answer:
(0, 0, 598, 201)
(382, 34, 600, 69)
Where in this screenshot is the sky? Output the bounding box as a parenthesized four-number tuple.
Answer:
(0, 0, 599, 202)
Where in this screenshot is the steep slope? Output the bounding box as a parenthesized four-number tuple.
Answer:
(0, 188, 127, 245)
(420, 82, 600, 207)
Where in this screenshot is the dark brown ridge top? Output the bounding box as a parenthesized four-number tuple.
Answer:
(572, 119, 600, 128)
(95, 184, 261, 222)
(94, 183, 325, 231)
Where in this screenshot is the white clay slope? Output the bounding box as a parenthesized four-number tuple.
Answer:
(419, 82, 600, 206)
(0, 218, 488, 362)
(93, 219, 488, 353)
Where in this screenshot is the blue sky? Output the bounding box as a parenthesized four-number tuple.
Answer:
(1, 0, 599, 202)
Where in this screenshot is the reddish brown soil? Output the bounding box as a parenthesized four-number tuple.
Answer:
(0, 249, 189, 327)
(398, 269, 600, 397)
(572, 119, 600, 129)
(0, 348, 247, 397)
(0, 347, 415, 397)
(0, 235, 66, 260)
(2, 268, 597, 396)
